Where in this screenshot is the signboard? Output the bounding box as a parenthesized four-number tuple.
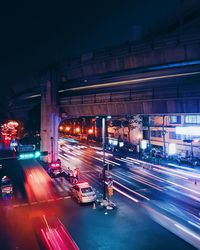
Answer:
(141, 140, 147, 150)
(2, 185, 13, 194)
(108, 139, 118, 146)
(17, 144, 36, 152)
(168, 143, 176, 155)
(176, 126, 200, 136)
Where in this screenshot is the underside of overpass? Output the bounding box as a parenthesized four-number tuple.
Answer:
(60, 69, 200, 118)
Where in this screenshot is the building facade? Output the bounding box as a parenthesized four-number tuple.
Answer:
(107, 114, 200, 158)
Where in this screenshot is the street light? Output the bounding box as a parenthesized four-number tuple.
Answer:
(88, 129, 93, 134)
(75, 127, 80, 133)
(65, 126, 70, 132)
(101, 115, 112, 201)
(102, 117, 106, 200)
(50, 136, 54, 162)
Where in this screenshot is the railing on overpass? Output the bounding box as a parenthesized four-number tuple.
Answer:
(60, 84, 200, 107)
(61, 32, 200, 80)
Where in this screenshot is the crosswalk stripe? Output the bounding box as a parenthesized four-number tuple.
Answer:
(52, 179, 64, 192)
(52, 177, 71, 193)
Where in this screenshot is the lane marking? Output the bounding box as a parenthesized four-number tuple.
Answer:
(47, 199, 54, 202)
(30, 202, 37, 205)
(13, 204, 20, 208)
(21, 203, 28, 206)
(39, 200, 46, 203)
(55, 197, 63, 200)
(63, 196, 71, 199)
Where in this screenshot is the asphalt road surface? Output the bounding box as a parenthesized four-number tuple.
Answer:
(0, 140, 199, 250)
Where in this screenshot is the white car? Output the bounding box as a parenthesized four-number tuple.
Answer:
(70, 182, 96, 203)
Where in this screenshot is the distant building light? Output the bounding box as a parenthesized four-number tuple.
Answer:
(108, 138, 118, 146)
(119, 142, 124, 147)
(141, 140, 147, 150)
(65, 126, 70, 131)
(176, 126, 200, 136)
(169, 143, 176, 155)
(88, 129, 93, 134)
(76, 127, 80, 133)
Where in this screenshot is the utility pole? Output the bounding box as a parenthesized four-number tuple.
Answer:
(191, 140, 194, 160)
(102, 117, 106, 200)
(51, 136, 54, 162)
(162, 115, 166, 159)
(147, 115, 151, 156)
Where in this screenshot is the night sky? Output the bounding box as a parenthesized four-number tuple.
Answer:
(0, 0, 198, 108)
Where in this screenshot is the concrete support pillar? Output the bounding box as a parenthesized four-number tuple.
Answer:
(40, 72, 60, 163)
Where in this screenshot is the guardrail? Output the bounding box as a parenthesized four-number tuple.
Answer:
(60, 84, 200, 107)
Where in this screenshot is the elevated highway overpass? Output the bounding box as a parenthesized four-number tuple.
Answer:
(8, 32, 200, 161)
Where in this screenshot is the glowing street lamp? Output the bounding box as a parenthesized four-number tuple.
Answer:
(59, 126, 63, 131)
(75, 127, 80, 133)
(65, 126, 70, 132)
(88, 129, 93, 134)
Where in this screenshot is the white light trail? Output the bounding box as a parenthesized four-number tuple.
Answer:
(153, 168, 188, 180)
(174, 223, 200, 241)
(167, 180, 200, 196)
(117, 170, 163, 191)
(112, 186, 139, 203)
(188, 220, 200, 230)
(59, 71, 200, 92)
(113, 179, 149, 200)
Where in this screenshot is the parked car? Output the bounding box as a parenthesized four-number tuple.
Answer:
(151, 149, 164, 159)
(70, 182, 96, 203)
(48, 161, 65, 177)
(176, 156, 200, 167)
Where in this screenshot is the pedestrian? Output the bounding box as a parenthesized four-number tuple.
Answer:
(70, 170, 74, 184)
(73, 169, 78, 184)
(75, 167, 80, 180)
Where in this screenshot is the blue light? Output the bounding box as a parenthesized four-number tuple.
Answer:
(35, 151, 41, 158)
(19, 154, 25, 159)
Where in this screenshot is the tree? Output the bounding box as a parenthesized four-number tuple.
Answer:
(108, 119, 122, 139)
(123, 115, 142, 143)
(142, 115, 151, 153)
